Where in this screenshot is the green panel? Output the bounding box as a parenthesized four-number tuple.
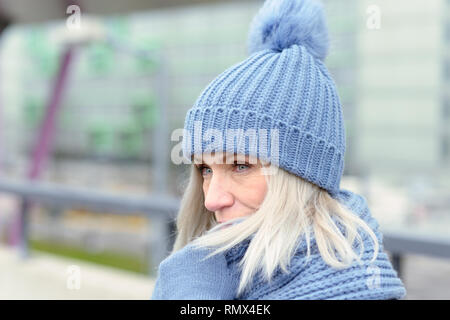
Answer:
(134, 39, 162, 74)
(117, 123, 144, 158)
(87, 43, 115, 75)
(131, 94, 159, 130)
(24, 29, 58, 77)
(23, 96, 45, 128)
(86, 121, 116, 155)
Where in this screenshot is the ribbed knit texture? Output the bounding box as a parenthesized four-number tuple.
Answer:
(151, 189, 407, 300)
(151, 242, 239, 300)
(226, 189, 406, 299)
(182, 43, 346, 194)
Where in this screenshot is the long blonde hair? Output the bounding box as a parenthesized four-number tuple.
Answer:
(172, 163, 379, 297)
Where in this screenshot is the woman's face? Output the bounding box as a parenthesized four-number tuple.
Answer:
(194, 152, 268, 224)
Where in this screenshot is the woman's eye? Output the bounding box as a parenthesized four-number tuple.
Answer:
(235, 164, 250, 172)
(199, 166, 212, 176)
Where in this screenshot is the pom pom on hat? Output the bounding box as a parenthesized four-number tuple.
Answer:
(247, 0, 330, 61)
(183, 0, 346, 194)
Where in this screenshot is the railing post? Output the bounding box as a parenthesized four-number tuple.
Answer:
(391, 252, 403, 280)
(18, 199, 30, 258)
(148, 215, 172, 276)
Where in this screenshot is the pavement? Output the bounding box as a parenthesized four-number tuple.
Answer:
(0, 244, 155, 299)
(401, 253, 450, 300)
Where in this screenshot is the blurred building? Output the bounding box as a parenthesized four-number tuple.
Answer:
(356, 0, 450, 180)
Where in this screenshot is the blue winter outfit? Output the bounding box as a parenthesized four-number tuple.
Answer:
(151, 189, 406, 299)
(153, 0, 407, 299)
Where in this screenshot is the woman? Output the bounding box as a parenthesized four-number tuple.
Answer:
(152, 0, 406, 300)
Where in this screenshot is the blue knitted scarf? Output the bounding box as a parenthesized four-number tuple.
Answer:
(224, 188, 407, 299)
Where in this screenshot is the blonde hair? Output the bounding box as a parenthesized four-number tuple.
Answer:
(172, 163, 379, 297)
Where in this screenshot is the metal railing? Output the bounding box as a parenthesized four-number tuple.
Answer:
(0, 178, 179, 275)
(383, 230, 450, 278)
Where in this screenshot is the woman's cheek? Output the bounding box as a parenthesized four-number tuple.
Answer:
(247, 177, 268, 205)
(237, 182, 266, 209)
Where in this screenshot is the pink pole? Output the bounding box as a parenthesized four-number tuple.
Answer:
(28, 48, 74, 180)
(9, 47, 74, 250)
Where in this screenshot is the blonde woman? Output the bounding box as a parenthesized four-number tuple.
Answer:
(151, 0, 406, 300)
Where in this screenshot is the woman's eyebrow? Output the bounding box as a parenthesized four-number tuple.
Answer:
(193, 155, 251, 165)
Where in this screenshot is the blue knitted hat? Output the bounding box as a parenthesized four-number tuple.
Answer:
(182, 0, 346, 195)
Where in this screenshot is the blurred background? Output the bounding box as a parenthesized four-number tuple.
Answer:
(0, 0, 449, 299)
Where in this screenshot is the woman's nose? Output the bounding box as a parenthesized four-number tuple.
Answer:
(204, 174, 234, 212)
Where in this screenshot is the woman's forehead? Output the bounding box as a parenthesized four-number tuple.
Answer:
(193, 152, 258, 164)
